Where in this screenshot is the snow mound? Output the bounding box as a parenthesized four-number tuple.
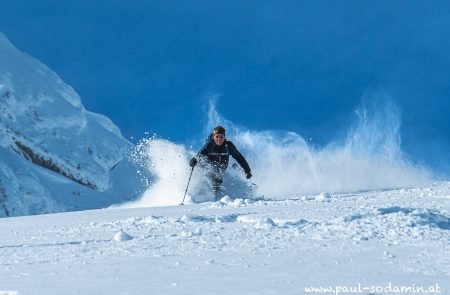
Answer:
(316, 192, 332, 202)
(412, 210, 450, 230)
(210, 196, 257, 208)
(317, 206, 450, 242)
(237, 215, 276, 229)
(113, 230, 134, 242)
(376, 206, 450, 229)
(180, 228, 203, 237)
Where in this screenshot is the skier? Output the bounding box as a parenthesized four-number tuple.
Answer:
(189, 126, 252, 200)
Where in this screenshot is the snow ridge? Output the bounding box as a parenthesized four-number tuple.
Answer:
(0, 32, 140, 217)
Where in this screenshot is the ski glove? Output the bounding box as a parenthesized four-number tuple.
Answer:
(245, 171, 252, 179)
(189, 157, 198, 167)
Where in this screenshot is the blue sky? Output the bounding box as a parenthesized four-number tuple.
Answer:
(1, 0, 449, 173)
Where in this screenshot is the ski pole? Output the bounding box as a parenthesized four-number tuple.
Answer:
(180, 166, 195, 205)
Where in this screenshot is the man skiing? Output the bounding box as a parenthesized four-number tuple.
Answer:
(189, 126, 252, 200)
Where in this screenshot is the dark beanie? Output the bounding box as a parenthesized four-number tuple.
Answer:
(213, 126, 226, 135)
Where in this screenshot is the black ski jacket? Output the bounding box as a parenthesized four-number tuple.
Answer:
(197, 134, 251, 174)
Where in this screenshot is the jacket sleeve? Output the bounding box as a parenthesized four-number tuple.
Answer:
(228, 141, 251, 174)
(197, 141, 211, 157)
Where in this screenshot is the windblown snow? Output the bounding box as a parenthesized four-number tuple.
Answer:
(122, 97, 431, 209)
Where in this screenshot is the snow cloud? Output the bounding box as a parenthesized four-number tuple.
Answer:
(122, 93, 431, 207)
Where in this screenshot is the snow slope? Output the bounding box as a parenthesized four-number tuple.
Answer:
(0, 182, 449, 294)
(0, 33, 140, 217)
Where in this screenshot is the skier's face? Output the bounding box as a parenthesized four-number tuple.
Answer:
(213, 133, 225, 146)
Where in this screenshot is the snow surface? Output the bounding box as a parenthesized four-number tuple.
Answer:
(1, 182, 449, 294)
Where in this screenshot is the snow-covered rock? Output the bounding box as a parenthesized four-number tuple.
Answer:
(0, 32, 140, 217)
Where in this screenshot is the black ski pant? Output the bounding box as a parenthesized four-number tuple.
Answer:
(207, 171, 223, 193)
(206, 168, 225, 201)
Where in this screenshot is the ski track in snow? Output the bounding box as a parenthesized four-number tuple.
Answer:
(1, 182, 450, 294)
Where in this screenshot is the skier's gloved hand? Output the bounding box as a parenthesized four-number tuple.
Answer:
(189, 157, 198, 167)
(245, 171, 252, 179)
